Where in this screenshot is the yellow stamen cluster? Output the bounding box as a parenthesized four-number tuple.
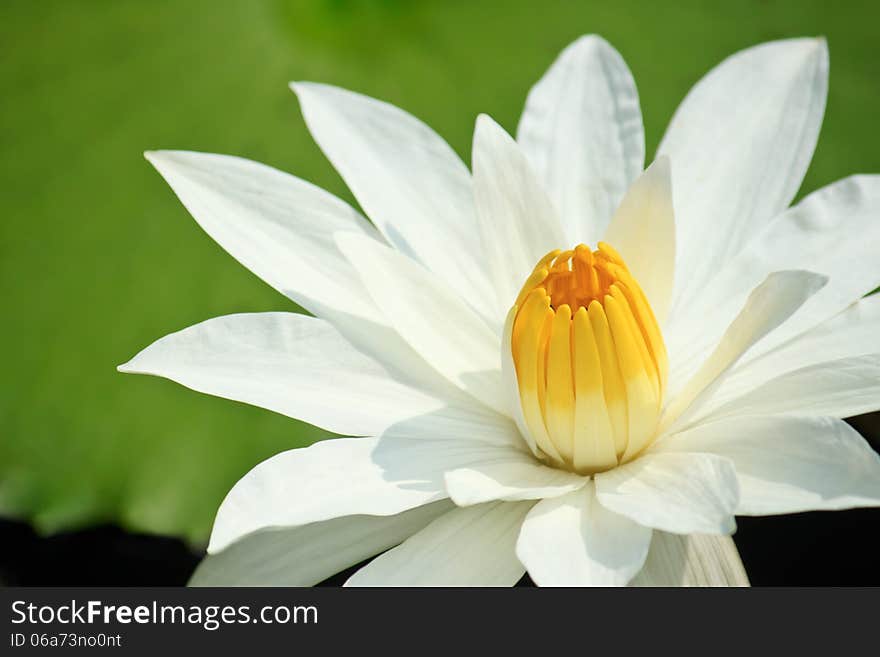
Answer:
(510, 243, 668, 474)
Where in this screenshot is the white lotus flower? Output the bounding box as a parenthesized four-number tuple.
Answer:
(120, 35, 880, 586)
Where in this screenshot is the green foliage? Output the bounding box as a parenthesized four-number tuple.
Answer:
(1, 0, 878, 542)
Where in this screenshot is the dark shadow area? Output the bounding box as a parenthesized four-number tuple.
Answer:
(0, 522, 201, 586)
(735, 508, 880, 585)
(2, 412, 878, 586)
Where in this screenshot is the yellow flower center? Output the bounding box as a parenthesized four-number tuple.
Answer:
(510, 243, 668, 474)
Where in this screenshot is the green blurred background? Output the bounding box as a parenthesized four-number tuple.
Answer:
(1, 0, 878, 544)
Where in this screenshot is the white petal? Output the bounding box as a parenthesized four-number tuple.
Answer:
(190, 501, 452, 586)
(516, 483, 651, 586)
(603, 157, 676, 324)
(695, 355, 880, 424)
(345, 502, 532, 586)
(208, 437, 435, 553)
(144, 150, 381, 324)
(291, 82, 497, 322)
(516, 35, 644, 244)
(209, 435, 536, 553)
(118, 312, 451, 437)
(143, 150, 443, 384)
(473, 114, 567, 310)
(663, 270, 827, 431)
(379, 394, 524, 450)
(716, 294, 880, 402)
(595, 452, 739, 534)
(660, 38, 828, 309)
(667, 175, 880, 375)
(738, 176, 880, 354)
(444, 454, 586, 506)
(654, 415, 880, 515)
(336, 232, 505, 413)
(630, 532, 749, 586)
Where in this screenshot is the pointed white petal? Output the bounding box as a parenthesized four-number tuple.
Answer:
(654, 415, 880, 515)
(345, 502, 532, 586)
(208, 437, 436, 553)
(209, 435, 538, 553)
(517, 483, 651, 586)
(716, 294, 880, 399)
(630, 532, 749, 586)
(119, 312, 453, 437)
(737, 176, 880, 354)
(144, 150, 443, 383)
(190, 501, 452, 586)
(695, 355, 880, 424)
(473, 114, 567, 310)
(444, 454, 586, 506)
(714, 294, 880, 403)
(660, 38, 828, 308)
(144, 150, 381, 324)
(336, 232, 505, 413)
(595, 452, 739, 535)
(516, 35, 644, 243)
(667, 175, 880, 374)
(291, 82, 497, 321)
(603, 157, 676, 324)
(663, 270, 827, 430)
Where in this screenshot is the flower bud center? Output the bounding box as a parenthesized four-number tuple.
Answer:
(510, 243, 667, 474)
